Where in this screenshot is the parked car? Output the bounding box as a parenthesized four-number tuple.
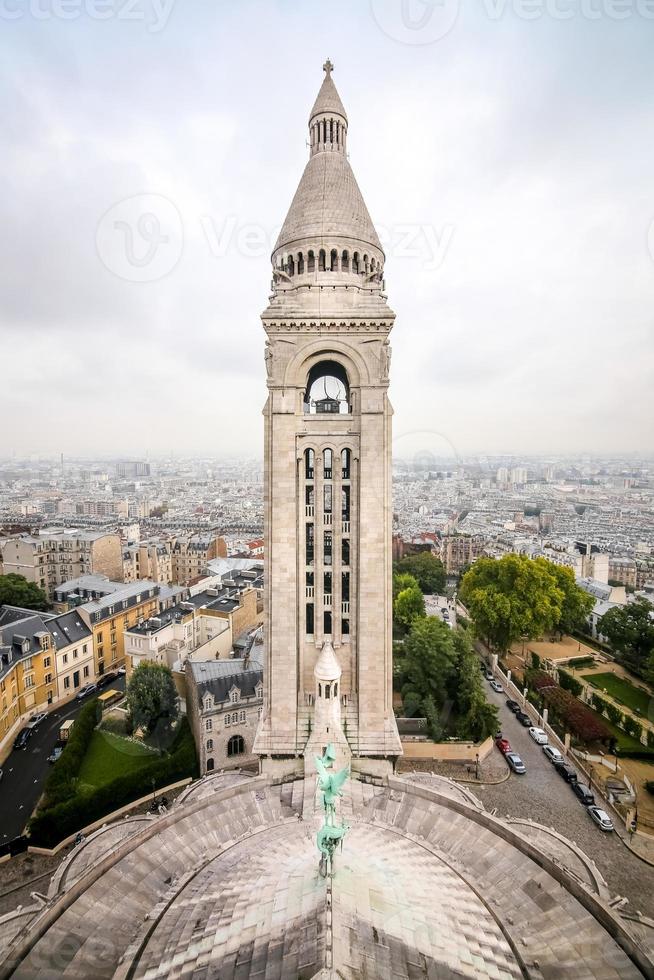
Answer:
(528, 727, 548, 745)
(76, 683, 98, 700)
(588, 806, 614, 832)
(572, 783, 595, 806)
(543, 745, 564, 764)
(47, 746, 64, 764)
(484, 671, 494, 681)
(506, 752, 526, 774)
(98, 671, 118, 687)
(506, 699, 520, 713)
(554, 760, 578, 784)
(515, 711, 532, 727)
(13, 727, 32, 750)
(26, 712, 47, 730)
(117, 666, 126, 675)
(490, 680, 503, 693)
(495, 737, 511, 755)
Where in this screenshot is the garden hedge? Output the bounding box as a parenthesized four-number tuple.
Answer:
(29, 718, 198, 848)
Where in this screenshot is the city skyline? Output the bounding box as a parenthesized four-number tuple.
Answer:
(1, 3, 653, 457)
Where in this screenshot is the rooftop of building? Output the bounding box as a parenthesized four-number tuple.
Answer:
(188, 652, 263, 707)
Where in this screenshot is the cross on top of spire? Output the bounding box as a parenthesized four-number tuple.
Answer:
(323, 58, 334, 75)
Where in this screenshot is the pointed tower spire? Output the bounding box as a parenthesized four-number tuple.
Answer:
(310, 59, 348, 134)
(272, 62, 382, 257)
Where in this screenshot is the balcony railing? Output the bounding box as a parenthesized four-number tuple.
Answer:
(306, 586, 315, 598)
(324, 512, 332, 525)
(342, 521, 350, 534)
(324, 594, 332, 607)
(305, 505, 315, 518)
(342, 601, 350, 614)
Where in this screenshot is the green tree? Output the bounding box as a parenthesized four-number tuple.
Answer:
(545, 563, 595, 636)
(402, 616, 457, 713)
(598, 599, 654, 676)
(395, 552, 446, 595)
(126, 663, 179, 752)
(393, 583, 426, 630)
(450, 630, 499, 741)
(0, 573, 49, 611)
(459, 555, 564, 652)
(393, 572, 419, 601)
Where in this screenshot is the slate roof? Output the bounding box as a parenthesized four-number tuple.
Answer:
(189, 654, 263, 709)
(47, 611, 92, 650)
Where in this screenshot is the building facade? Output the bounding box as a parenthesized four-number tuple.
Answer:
(186, 654, 263, 774)
(0, 530, 123, 599)
(253, 63, 402, 776)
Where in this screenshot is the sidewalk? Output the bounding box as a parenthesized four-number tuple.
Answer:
(615, 824, 654, 867)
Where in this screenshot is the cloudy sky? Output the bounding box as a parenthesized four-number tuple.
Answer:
(1, 0, 653, 460)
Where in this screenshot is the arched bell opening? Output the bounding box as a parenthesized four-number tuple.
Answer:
(303, 360, 350, 414)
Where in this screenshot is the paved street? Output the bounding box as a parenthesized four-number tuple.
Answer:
(478, 680, 654, 919)
(0, 676, 125, 843)
(424, 594, 457, 628)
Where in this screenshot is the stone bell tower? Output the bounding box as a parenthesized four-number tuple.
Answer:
(254, 61, 402, 777)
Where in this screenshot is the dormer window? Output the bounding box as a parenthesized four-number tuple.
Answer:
(229, 687, 239, 703)
(203, 693, 214, 711)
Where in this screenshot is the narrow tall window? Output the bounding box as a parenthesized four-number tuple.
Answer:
(323, 448, 333, 479)
(341, 448, 351, 479)
(324, 532, 332, 566)
(341, 486, 350, 521)
(305, 448, 315, 480)
(324, 610, 332, 634)
(306, 602, 315, 635)
(306, 523, 315, 565)
(342, 572, 350, 602)
(342, 539, 350, 566)
(324, 485, 332, 513)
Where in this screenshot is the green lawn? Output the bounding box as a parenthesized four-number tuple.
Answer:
(582, 672, 652, 716)
(78, 731, 158, 790)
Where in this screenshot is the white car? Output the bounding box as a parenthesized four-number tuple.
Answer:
(26, 712, 47, 729)
(490, 680, 503, 693)
(542, 745, 563, 764)
(528, 727, 548, 745)
(588, 806, 614, 832)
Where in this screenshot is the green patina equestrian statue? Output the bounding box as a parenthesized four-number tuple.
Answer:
(315, 743, 349, 877)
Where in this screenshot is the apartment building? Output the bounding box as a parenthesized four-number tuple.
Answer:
(439, 534, 486, 575)
(171, 534, 227, 586)
(77, 582, 161, 677)
(608, 557, 637, 589)
(122, 540, 173, 585)
(0, 605, 95, 748)
(0, 530, 122, 599)
(124, 579, 261, 673)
